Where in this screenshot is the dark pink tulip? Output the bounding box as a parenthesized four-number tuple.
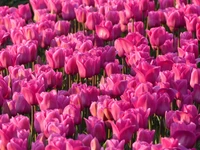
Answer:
(85, 12, 103, 30)
(46, 47, 65, 69)
(159, 0, 174, 9)
(76, 53, 100, 78)
(105, 139, 125, 150)
(184, 14, 198, 32)
(62, 2, 76, 20)
(136, 128, 155, 144)
(0, 114, 9, 128)
(63, 104, 81, 125)
(110, 118, 136, 144)
(21, 79, 45, 105)
(147, 26, 167, 49)
(13, 92, 31, 114)
(54, 20, 70, 36)
(18, 4, 32, 21)
(126, 32, 148, 46)
(79, 40, 93, 52)
(85, 116, 106, 142)
(148, 11, 161, 28)
(75, 5, 87, 23)
(95, 21, 112, 40)
(38, 20, 55, 32)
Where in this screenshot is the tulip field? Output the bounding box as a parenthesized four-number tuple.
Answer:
(1, 0, 200, 149)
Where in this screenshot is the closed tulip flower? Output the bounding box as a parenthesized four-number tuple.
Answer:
(54, 20, 70, 36)
(85, 12, 103, 30)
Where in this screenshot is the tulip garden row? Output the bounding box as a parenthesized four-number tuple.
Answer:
(1, 0, 200, 149)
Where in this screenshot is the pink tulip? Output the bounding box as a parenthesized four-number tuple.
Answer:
(21, 79, 45, 105)
(61, 2, 76, 20)
(104, 60, 122, 76)
(85, 116, 106, 142)
(7, 138, 27, 150)
(132, 141, 151, 150)
(147, 26, 167, 49)
(39, 28, 55, 48)
(159, 0, 174, 9)
(133, 21, 145, 36)
(13, 92, 31, 114)
(46, 135, 66, 150)
(76, 53, 100, 78)
(45, 0, 62, 14)
(77, 134, 93, 147)
(63, 104, 81, 125)
(18, 4, 32, 21)
(192, 84, 200, 103)
(161, 137, 179, 149)
(105, 139, 125, 150)
(65, 139, 90, 150)
(184, 14, 198, 32)
(82, 0, 94, 6)
(105, 11, 120, 25)
(190, 68, 200, 88)
(134, 61, 160, 84)
(10, 115, 30, 131)
(65, 55, 78, 75)
(30, 0, 47, 10)
(2, 100, 17, 116)
(165, 9, 185, 32)
(85, 12, 103, 30)
(34, 64, 63, 89)
(170, 122, 196, 148)
(31, 141, 45, 150)
(46, 47, 65, 69)
(0, 30, 9, 46)
(36, 90, 58, 110)
(90, 137, 101, 150)
(136, 128, 155, 144)
(54, 20, 70, 36)
(75, 5, 87, 23)
(110, 118, 136, 144)
(148, 11, 161, 28)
